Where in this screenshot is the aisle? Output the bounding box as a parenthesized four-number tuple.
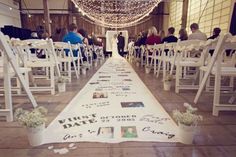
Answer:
(43, 57, 179, 144)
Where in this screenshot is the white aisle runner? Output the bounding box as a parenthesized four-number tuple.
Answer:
(43, 57, 179, 144)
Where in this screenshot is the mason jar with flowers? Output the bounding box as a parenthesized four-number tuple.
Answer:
(163, 74, 173, 91)
(57, 76, 66, 92)
(172, 103, 203, 144)
(14, 106, 47, 146)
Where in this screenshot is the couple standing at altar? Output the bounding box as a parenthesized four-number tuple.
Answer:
(111, 32, 125, 58)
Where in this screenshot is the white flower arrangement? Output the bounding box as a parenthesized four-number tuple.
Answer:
(172, 103, 203, 126)
(14, 106, 48, 128)
(164, 73, 173, 82)
(82, 62, 90, 69)
(57, 76, 66, 83)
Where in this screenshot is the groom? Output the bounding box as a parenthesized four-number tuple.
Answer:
(117, 32, 125, 57)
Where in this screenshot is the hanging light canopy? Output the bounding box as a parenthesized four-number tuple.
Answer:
(71, 0, 162, 28)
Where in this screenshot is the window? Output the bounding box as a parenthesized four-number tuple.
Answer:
(169, 0, 233, 37)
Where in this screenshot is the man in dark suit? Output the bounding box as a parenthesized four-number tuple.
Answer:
(161, 27, 178, 43)
(117, 32, 125, 57)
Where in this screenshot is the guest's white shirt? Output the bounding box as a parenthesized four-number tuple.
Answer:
(188, 30, 207, 41)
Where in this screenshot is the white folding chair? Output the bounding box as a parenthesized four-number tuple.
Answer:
(168, 40, 205, 93)
(154, 43, 176, 79)
(194, 34, 236, 116)
(12, 39, 61, 95)
(54, 41, 79, 82)
(0, 32, 37, 122)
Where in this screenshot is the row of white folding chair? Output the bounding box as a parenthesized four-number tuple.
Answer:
(157, 40, 234, 93)
(94, 45, 104, 61)
(152, 39, 235, 94)
(145, 45, 157, 67)
(12, 38, 61, 95)
(126, 45, 144, 65)
(0, 36, 32, 94)
(153, 43, 176, 79)
(131, 46, 142, 63)
(201, 46, 236, 92)
(70, 43, 92, 69)
(167, 40, 205, 93)
(140, 45, 146, 67)
(54, 42, 79, 82)
(150, 40, 204, 89)
(194, 33, 236, 116)
(0, 32, 37, 121)
(84, 45, 93, 67)
(130, 44, 158, 70)
(131, 44, 173, 74)
(127, 43, 135, 62)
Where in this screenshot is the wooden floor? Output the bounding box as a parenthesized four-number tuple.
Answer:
(1, 59, 236, 157)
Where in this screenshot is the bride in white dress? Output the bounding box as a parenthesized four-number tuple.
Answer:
(111, 34, 121, 58)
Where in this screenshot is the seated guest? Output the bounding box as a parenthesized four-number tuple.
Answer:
(63, 23, 82, 45)
(146, 26, 161, 45)
(159, 30, 165, 41)
(207, 27, 231, 56)
(63, 23, 83, 57)
(60, 27, 68, 41)
(162, 27, 178, 43)
(53, 28, 68, 42)
(78, 28, 89, 46)
(41, 31, 50, 39)
(92, 33, 103, 46)
(88, 34, 94, 45)
(208, 27, 221, 40)
(134, 32, 144, 58)
(134, 32, 142, 46)
(140, 31, 147, 45)
(52, 28, 61, 41)
(36, 25, 45, 39)
(80, 29, 98, 59)
(188, 23, 207, 40)
(179, 28, 188, 41)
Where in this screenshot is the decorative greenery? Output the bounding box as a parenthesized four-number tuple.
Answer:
(57, 76, 66, 83)
(164, 73, 173, 82)
(14, 106, 47, 128)
(172, 103, 203, 126)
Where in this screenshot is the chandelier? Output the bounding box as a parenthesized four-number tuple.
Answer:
(71, 0, 162, 28)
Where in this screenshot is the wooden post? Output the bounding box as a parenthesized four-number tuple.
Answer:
(43, 0, 51, 36)
(181, 0, 189, 29)
(68, 0, 74, 24)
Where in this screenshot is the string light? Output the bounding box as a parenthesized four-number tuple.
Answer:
(71, 0, 162, 28)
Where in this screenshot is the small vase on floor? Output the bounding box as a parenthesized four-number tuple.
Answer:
(145, 66, 151, 74)
(27, 123, 45, 146)
(93, 60, 98, 67)
(178, 123, 195, 144)
(99, 59, 103, 64)
(82, 68, 86, 75)
(58, 82, 66, 92)
(164, 81, 171, 91)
